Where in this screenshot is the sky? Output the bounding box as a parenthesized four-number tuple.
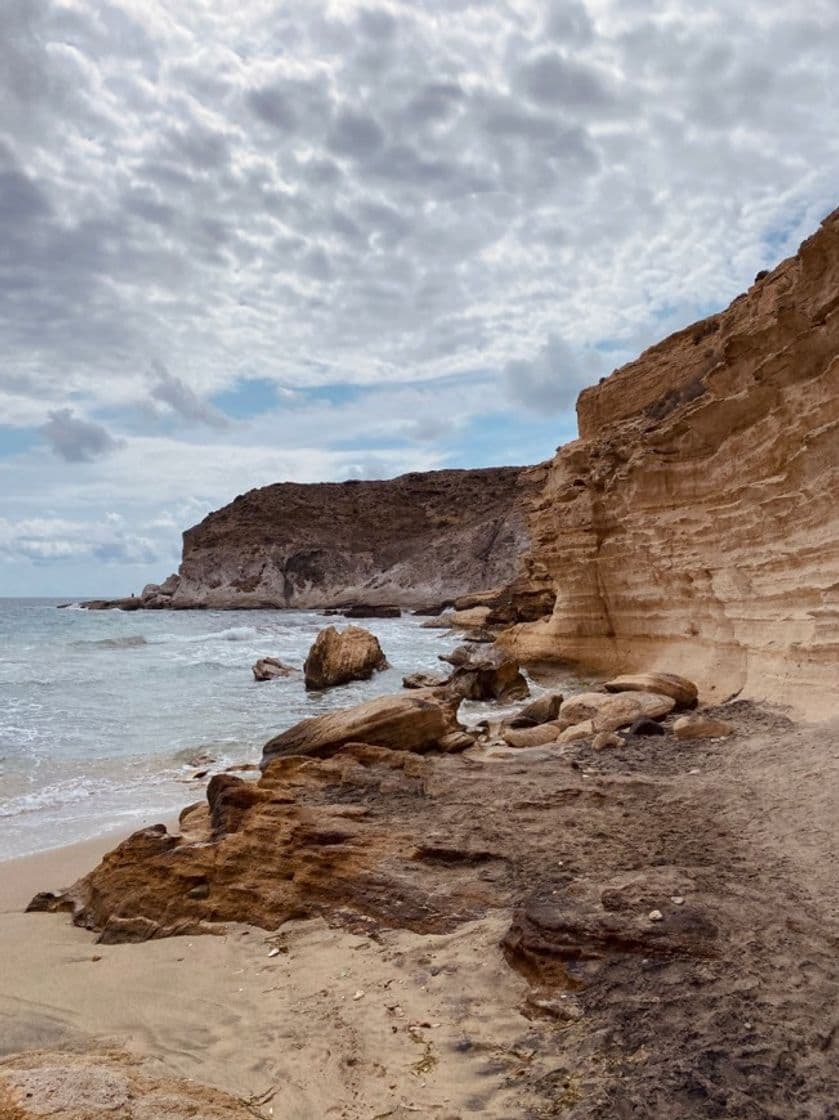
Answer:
(1, 0, 837, 596)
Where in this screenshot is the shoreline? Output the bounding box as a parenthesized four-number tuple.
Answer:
(0, 818, 179, 914)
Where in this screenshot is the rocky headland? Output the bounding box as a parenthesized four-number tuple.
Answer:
(110, 466, 541, 612)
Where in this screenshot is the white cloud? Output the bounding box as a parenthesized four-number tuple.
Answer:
(0, 0, 837, 590)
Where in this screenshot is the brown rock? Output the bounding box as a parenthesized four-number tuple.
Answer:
(502, 722, 569, 748)
(303, 625, 389, 691)
(514, 692, 565, 726)
(605, 673, 698, 708)
(557, 720, 597, 744)
(402, 671, 450, 690)
(673, 715, 735, 739)
(252, 656, 298, 681)
(501, 209, 839, 720)
(438, 731, 477, 753)
(593, 731, 625, 751)
(560, 691, 675, 729)
(262, 692, 463, 763)
(447, 645, 529, 704)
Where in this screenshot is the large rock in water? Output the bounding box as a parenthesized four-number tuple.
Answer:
(252, 656, 298, 681)
(262, 692, 463, 763)
(304, 625, 388, 691)
(445, 645, 529, 703)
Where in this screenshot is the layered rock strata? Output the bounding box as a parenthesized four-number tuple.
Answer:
(506, 209, 839, 717)
(135, 467, 540, 610)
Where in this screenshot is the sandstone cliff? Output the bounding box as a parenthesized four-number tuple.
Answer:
(506, 208, 839, 717)
(146, 467, 538, 610)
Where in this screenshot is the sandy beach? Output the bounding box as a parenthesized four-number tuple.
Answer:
(0, 830, 557, 1118)
(2, 704, 839, 1117)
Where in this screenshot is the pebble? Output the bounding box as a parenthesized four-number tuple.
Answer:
(353, 990, 365, 1001)
(671, 896, 685, 906)
(648, 909, 664, 922)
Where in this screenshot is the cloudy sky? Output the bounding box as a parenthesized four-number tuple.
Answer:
(1, 0, 837, 595)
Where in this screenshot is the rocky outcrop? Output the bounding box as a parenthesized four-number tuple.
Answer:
(505, 209, 839, 718)
(441, 644, 529, 703)
(303, 625, 389, 691)
(135, 467, 540, 611)
(261, 692, 463, 763)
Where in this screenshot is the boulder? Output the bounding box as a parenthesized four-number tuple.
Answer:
(593, 731, 625, 751)
(252, 657, 298, 681)
(439, 731, 478, 753)
(513, 692, 564, 727)
(604, 673, 698, 708)
(403, 671, 451, 690)
(463, 628, 497, 644)
(262, 692, 463, 764)
(303, 625, 389, 691)
(421, 612, 457, 629)
(673, 715, 735, 739)
(446, 645, 529, 704)
(502, 722, 569, 748)
(560, 690, 675, 731)
(557, 720, 597, 744)
(449, 606, 493, 629)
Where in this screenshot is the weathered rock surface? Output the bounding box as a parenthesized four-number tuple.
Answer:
(25, 703, 839, 1116)
(261, 692, 463, 763)
(560, 690, 676, 729)
(0, 1049, 254, 1119)
(122, 467, 540, 611)
(514, 691, 565, 726)
(303, 625, 388, 691)
(505, 210, 839, 718)
(252, 656, 298, 681)
(502, 721, 569, 748)
(402, 670, 450, 690)
(605, 672, 698, 708)
(673, 714, 735, 739)
(446, 645, 529, 703)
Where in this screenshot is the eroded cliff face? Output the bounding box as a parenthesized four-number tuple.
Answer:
(156, 467, 539, 610)
(507, 209, 839, 717)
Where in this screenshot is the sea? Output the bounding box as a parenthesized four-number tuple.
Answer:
(0, 598, 575, 862)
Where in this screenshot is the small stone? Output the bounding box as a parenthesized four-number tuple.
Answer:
(673, 715, 735, 739)
(671, 896, 685, 906)
(648, 909, 664, 922)
(353, 990, 365, 1001)
(268, 948, 281, 957)
(593, 731, 624, 751)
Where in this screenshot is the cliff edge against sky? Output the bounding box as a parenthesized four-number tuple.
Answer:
(505, 207, 839, 718)
(145, 466, 539, 610)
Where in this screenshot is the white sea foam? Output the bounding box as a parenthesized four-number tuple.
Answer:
(0, 600, 495, 859)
